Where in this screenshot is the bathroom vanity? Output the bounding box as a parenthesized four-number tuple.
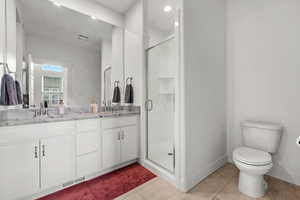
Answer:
(0, 113, 140, 200)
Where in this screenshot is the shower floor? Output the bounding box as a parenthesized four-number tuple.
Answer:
(148, 141, 174, 172)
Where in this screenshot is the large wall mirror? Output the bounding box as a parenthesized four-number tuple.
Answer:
(0, 0, 130, 109)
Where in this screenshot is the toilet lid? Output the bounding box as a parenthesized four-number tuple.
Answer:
(233, 147, 272, 166)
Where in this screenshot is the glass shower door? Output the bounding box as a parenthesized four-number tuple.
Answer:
(146, 38, 175, 173)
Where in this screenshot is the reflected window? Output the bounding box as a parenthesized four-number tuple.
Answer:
(42, 65, 63, 72)
(42, 76, 64, 105)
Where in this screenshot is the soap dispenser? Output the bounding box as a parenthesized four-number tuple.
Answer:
(58, 99, 65, 115)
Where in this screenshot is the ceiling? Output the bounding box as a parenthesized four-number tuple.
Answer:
(17, 0, 113, 51)
(147, 0, 176, 36)
(17, 0, 176, 50)
(94, 0, 138, 14)
(92, 0, 176, 35)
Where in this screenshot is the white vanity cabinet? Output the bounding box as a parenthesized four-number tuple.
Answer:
(0, 139, 40, 200)
(0, 115, 139, 200)
(0, 121, 76, 200)
(103, 128, 122, 168)
(76, 119, 101, 178)
(40, 134, 76, 189)
(102, 116, 139, 169)
(121, 125, 139, 162)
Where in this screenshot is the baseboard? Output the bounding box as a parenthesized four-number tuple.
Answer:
(268, 169, 300, 187)
(229, 153, 300, 187)
(182, 154, 228, 192)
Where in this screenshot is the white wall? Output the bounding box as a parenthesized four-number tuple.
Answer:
(181, 0, 226, 191)
(111, 27, 124, 100)
(26, 34, 101, 107)
(124, 0, 143, 105)
(101, 40, 112, 103)
(56, 0, 123, 27)
(226, 0, 300, 186)
(6, 0, 16, 74)
(0, 0, 5, 76)
(0, 0, 16, 77)
(147, 28, 169, 48)
(125, 0, 143, 36)
(0, 0, 16, 98)
(16, 22, 25, 81)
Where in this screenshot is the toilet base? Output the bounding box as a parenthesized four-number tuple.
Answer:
(238, 171, 267, 198)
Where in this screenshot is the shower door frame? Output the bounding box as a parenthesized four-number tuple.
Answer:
(140, 6, 183, 191)
(145, 36, 176, 174)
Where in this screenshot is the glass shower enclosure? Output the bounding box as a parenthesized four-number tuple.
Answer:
(146, 37, 176, 173)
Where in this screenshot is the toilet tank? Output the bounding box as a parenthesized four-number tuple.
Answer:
(241, 121, 283, 153)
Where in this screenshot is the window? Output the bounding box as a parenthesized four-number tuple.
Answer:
(42, 76, 64, 105)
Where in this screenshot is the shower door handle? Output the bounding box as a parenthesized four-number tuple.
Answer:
(145, 99, 153, 111)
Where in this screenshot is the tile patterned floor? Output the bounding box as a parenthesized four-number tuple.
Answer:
(115, 163, 300, 200)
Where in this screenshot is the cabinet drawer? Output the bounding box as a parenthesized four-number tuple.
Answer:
(77, 131, 100, 156)
(76, 119, 100, 132)
(101, 116, 137, 129)
(77, 152, 100, 178)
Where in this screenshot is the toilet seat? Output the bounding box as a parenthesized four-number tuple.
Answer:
(233, 147, 272, 166)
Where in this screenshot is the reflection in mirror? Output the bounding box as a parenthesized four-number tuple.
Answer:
(11, 0, 118, 109)
(103, 66, 111, 104)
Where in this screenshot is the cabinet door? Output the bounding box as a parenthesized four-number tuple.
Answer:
(40, 135, 75, 189)
(121, 126, 138, 163)
(0, 140, 40, 200)
(102, 128, 121, 169)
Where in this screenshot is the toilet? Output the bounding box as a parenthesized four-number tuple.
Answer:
(233, 121, 283, 198)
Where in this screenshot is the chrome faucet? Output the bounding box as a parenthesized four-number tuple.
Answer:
(33, 102, 48, 117)
(103, 100, 112, 112)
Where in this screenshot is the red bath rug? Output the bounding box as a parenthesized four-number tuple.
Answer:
(38, 163, 156, 200)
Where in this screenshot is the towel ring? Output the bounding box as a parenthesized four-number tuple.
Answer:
(126, 77, 133, 85)
(114, 81, 120, 87)
(0, 62, 14, 74)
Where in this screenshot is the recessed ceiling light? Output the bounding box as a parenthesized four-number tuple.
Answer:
(164, 5, 172, 13)
(91, 16, 97, 20)
(53, 2, 61, 7)
(174, 21, 179, 27)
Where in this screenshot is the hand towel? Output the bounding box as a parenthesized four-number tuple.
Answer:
(0, 74, 18, 105)
(15, 80, 23, 104)
(125, 84, 134, 104)
(112, 85, 121, 103)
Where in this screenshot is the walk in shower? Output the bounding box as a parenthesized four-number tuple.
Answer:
(146, 37, 176, 173)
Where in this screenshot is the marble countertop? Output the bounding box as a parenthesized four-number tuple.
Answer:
(0, 110, 140, 127)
